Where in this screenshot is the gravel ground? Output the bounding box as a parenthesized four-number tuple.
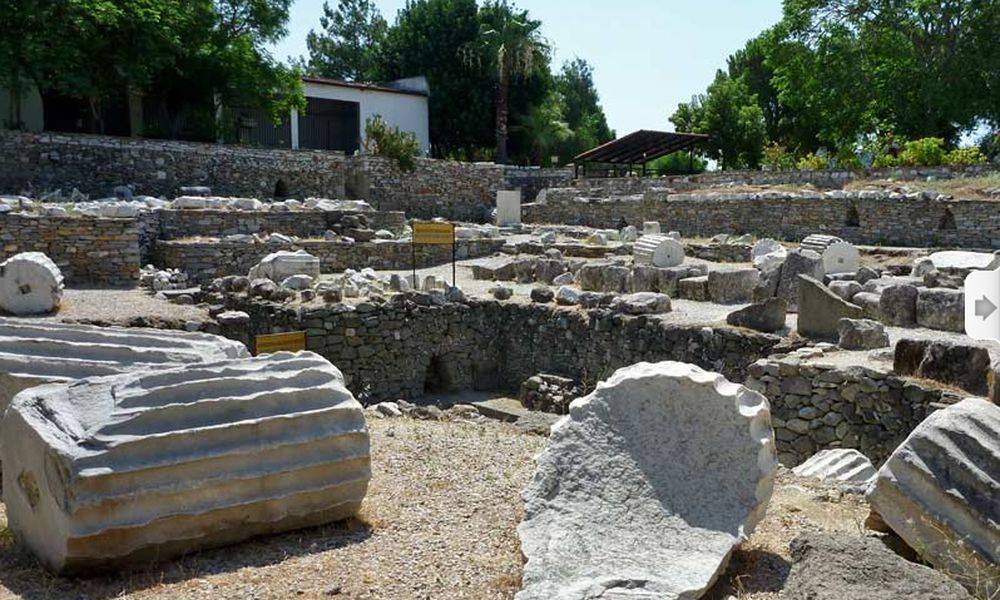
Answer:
(14, 288, 210, 325)
(0, 415, 879, 600)
(0, 417, 545, 600)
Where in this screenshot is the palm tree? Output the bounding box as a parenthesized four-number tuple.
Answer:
(472, 2, 548, 164)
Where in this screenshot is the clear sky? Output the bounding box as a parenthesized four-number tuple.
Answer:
(270, 0, 784, 135)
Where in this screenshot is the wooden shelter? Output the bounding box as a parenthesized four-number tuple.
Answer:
(573, 129, 708, 177)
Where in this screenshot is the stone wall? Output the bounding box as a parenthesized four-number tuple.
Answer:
(0, 130, 346, 199)
(524, 191, 1000, 247)
(564, 164, 998, 197)
(346, 155, 505, 222)
(502, 166, 574, 202)
(155, 209, 407, 241)
(155, 238, 506, 282)
(0, 213, 140, 285)
(221, 297, 781, 403)
(745, 357, 964, 467)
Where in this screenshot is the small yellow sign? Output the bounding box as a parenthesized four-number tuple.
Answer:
(255, 331, 306, 355)
(412, 222, 455, 245)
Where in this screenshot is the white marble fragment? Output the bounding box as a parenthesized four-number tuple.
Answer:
(517, 361, 776, 600)
(0, 252, 64, 315)
(1, 351, 370, 574)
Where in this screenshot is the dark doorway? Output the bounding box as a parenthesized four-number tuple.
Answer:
(274, 178, 289, 198)
(298, 98, 360, 154)
(938, 208, 956, 230)
(845, 204, 860, 227)
(424, 355, 454, 394)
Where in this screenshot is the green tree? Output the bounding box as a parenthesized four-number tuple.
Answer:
(378, 0, 493, 158)
(672, 71, 767, 170)
(302, 0, 387, 81)
(512, 90, 571, 166)
(553, 58, 614, 161)
(467, 0, 549, 164)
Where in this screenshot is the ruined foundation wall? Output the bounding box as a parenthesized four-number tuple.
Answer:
(156, 209, 407, 240)
(155, 238, 506, 282)
(0, 213, 140, 285)
(226, 298, 781, 403)
(745, 358, 965, 467)
(0, 130, 346, 199)
(524, 192, 1000, 247)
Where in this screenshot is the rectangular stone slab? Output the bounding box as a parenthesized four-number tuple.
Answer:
(0, 351, 370, 574)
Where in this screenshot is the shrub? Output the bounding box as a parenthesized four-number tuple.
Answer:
(364, 115, 420, 171)
(872, 152, 900, 168)
(898, 137, 947, 167)
(796, 152, 829, 171)
(650, 151, 706, 175)
(944, 147, 987, 166)
(762, 142, 795, 171)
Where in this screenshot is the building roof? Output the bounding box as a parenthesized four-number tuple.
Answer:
(574, 130, 709, 164)
(301, 76, 429, 97)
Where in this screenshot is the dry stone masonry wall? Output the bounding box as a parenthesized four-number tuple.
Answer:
(525, 190, 1000, 247)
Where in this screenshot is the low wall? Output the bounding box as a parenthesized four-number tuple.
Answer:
(0, 213, 140, 286)
(347, 155, 505, 222)
(746, 357, 964, 466)
(156, 209, 407, 240)
(154, 238, 506, 282)
(566, 164, 998, 197)
(524, 191, 1000, 247)
(221, 297, 781, 403)
(502, 166, 574, 202)
(0, 130, 346, 199)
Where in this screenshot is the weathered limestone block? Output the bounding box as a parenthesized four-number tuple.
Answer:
(576, 262, 609, 291)
(726, 298, 786, 333)
(0, 318, 249, 413)
(791, 449, 876, 492)
(800, 233, 843, 254)
(599, 266, 631, 293)
(916, 287, 964, 332)
(633, 234, 684, 268)
(517, 361, 776, 600)
(879, 284, 918, 326)
(852, 291, 883, 320)
(609, 292, 672, 315)
(751, 239, 787, 272)
(1, 351, 370, 574)
(827, 280, 861, 301)
(797, 275, 862, 340)
(893, 339, 992, 399)
(912, 250, 999, 277)
(677, 275, 709, 301)
(0, 252, 64, 315)
(777, 249, 824, 311)
(782, 533, 973, 600)
(837, 318, 889, 350)
(248, 250, 320, 282)
(867, 398, 999, 598)
(707, 268, 760, 304)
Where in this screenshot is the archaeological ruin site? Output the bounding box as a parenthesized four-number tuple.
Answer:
(0, 130, 996, 600)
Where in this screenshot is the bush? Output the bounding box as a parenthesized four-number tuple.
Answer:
(898, 137, 947, 167)
(762, 142, 795, 171)
(796, 152, 829, 171)
(872, 152, 899, 168)
(944, 147, 987, 166)
(364, 115, 420, 171)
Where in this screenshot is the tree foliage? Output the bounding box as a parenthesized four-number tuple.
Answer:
(302, 0, 386, 81)
(677, 0, 1000, 168)
(0, 0, 303, 137)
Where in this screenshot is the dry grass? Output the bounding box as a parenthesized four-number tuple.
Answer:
(0, 418, 545, 600)
(704, 469, 871, 599)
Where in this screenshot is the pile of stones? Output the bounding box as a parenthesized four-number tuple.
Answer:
(139, 265, 190, 292)
(518, 373, 584, 414)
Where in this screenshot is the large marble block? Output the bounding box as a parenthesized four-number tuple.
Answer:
(0, 318, 248, 413)
(1, 351, 370, 573)
(517, 361, 776, 599)
(248, 250, 320, 282)
(633, 234, 685, 268)
(0, 252, 64, 315)
(867, 398, 999, 598)
(496, 190, 522, 226)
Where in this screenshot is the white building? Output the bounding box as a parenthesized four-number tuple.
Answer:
(295, 76, 430, 155)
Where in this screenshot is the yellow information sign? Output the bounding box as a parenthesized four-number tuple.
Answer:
(412, 222, 456, 245)
(255, 331, 306, 355)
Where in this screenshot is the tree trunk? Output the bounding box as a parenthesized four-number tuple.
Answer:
(495, 61, 510, 165)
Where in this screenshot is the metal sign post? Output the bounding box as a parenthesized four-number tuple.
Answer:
(411, 221, 457, 288)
